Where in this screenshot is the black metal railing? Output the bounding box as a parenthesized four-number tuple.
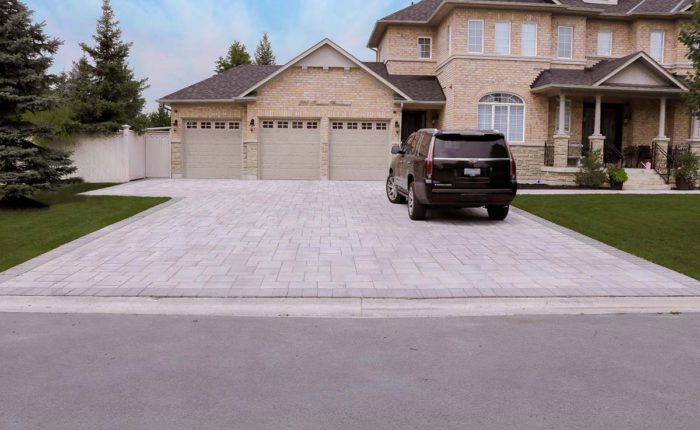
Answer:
(544, 140, 554, 166)
(604, 141, 624, 167)
(651, 142, 671, 184)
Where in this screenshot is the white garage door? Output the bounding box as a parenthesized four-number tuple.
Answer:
(259, 119, 320, 180)
(183, 120, 242, 179)
(330, 120, 390, 181)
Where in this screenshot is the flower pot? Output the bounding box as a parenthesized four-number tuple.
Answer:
(609, 181, 624, 191)
(676, 177, 695, 191)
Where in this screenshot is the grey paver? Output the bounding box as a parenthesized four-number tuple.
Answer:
(1, 179, 698, 298)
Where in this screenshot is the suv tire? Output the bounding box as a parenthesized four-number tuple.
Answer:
(408, 182, 428, 220)
(487, 205, 509, 221)
(386, 176, 405, 204)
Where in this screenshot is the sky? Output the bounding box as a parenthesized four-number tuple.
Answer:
(26, 0, 411, 111)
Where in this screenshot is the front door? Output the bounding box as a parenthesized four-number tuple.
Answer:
(401, 111, 425, 143)
(583, 103, 624, 163)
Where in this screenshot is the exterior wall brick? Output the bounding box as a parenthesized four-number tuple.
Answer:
(381, 26, 437, 75)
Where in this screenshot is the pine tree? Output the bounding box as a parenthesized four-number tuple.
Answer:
(215, 41, 251, 73)
(147, 105, 171, 128)
(254, 32, 276, 65)
(67, 0, 148, 132)
(680, 3, 700, 116)
(0, 0, 76, 207)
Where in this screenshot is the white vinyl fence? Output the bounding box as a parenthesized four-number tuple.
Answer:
(63, 126, 170, 183)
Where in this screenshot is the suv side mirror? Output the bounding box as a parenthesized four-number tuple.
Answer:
(391, 145, 404, 155)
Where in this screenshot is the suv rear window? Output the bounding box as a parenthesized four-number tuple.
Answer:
(433, 134, 509, 159)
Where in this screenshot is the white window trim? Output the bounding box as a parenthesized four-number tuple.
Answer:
(494, 21, 511, 55)
(691, 116, 700, 139)
(650, 31, 665, 63)
(468, 19, 484, 54)
(477, 93, 526, 143)
(557, 25, 574, 59)
(596, 30, 612, 57)
(554, 100, 572, 134)
(417, 36, 432, 60)
(521, 22, 538, 57)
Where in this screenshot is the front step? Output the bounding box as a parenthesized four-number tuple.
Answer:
(622, 168, 671, 190)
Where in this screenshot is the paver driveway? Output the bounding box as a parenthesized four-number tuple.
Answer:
(1, 180, 699, 298)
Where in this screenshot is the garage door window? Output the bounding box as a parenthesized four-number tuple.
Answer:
(332, 122, 343, 130)
(200, 122, 212, 129)
(214, 122, 226, 129)
(347, 122, 358, 130)
(277, 121, 289, 129)
(376, 122, 388, 130)
(262, 120, 274, 129)
(292, 121, 303, 129)
(228, 122, 240, 130)
(362, 122, 372, 130)
(186, 121, 197, 129)
(307, 121, 318, 129)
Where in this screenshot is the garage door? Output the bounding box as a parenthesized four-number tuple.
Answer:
(330, 120, 390, 180)
(259, 119, 320, 180)
(183, 120, 242, 179)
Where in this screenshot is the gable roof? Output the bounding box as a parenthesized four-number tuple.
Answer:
(238, 38, 413, 100)
(369, 0, 693, 48)
(159, 39, 445, 103)
(531, 51, 688, 91)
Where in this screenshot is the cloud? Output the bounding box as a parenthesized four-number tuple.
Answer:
(26, 0, 407, 111)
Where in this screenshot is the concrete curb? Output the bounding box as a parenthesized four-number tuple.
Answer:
(1, 296, 699, 318)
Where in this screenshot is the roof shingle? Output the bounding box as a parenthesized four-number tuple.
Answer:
(160, 64, 281, 101)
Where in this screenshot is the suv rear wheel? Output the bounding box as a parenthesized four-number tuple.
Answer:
(486, 205, 509, 221)
(386, 176, 405, 204)
(408, 182, 428, 220)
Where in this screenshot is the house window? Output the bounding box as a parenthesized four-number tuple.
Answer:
(597, 31, 612, 57)
(477, 93, 525, 142)
(332, 122, 343, 130)
(200, 121, 211, 129)
(557, 25, 573, 59)
(228, 122, 240, 130)
(494, 21, 511, 55)
(277, 121, 288, 129)
(521, 22, 537, 56)
(448, 25, 453, 55)
(306, 121, 318, 129)
(468, 20, 484, 53)
(262, 120, 274, 128)
(347, 122, 358, 130)
(650, 31, 665, 63)
(214, 122, 226, 129)
(554, 100, 572, 134)
(186, 121, 197, 129)
(376, 122, 388, 130)
(292, 121, 303, 129)
(418, 37, 432, 59)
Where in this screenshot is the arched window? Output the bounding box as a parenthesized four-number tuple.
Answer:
(477, 93, 525, 142)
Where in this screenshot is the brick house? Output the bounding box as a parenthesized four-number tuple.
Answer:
(159, 0, 697, 184)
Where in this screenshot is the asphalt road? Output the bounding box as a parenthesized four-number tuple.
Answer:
(1, 312, 699, 430)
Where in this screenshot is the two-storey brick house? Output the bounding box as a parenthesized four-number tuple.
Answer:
(160, 0, 696, 184)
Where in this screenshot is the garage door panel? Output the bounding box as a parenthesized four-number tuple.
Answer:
(259, 121, 320, 180)
(330, 121, 390, 181)
(183, 121, 242, 179)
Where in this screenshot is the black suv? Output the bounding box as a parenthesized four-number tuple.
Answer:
(386, 129, 517, 221)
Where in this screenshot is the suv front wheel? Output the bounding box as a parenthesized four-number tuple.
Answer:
(408, 182, 428, 220)
(486, 205, 509, 221)
(386, 176, 405, 204)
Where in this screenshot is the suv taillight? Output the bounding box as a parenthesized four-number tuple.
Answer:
(426, 140, 435, 179)
(508, 148, 517, 180)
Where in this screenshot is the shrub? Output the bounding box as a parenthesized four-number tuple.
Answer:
(673, 152, 700, 182)
(575, 150, 607, 189)
(607, 167, 628, 184)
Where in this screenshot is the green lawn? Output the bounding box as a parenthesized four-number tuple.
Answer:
(514, 194, 700, 280)
(0, 183, 169, 272)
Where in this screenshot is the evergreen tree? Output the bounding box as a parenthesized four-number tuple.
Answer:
(67, 0, 148, 132)
(215, 41, 251, 73)
(680, 3, 700, 116)
(0, 0, 75, 207)
(146, 105, 171, 128)
(254, 32, 276, 65)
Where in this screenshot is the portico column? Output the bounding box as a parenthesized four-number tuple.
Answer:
(553, 93, 570, 167)
(589, 94, 605, 156)
(658, 97, 667, 139)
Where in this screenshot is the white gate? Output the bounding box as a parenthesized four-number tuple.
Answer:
(145, 131, 171, 178)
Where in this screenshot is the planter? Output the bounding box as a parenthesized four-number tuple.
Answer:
(676, 177, 696, 191)
(609, 181, 624, 190)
